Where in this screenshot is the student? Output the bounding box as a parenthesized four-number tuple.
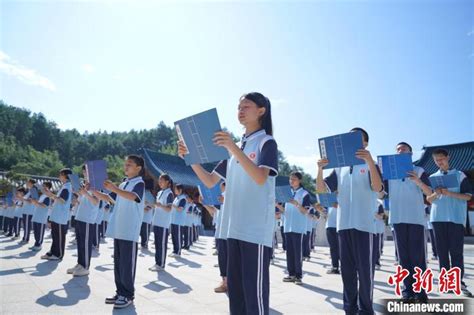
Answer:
(140, 189, 154, 249)
(178, 92, 278, 314)
(29, 182, 52, 251)
(4, 199, 15, 236)
(149, 174, 174, 272)
(276, 172, 311, 285)
(41, 169, 72, 261)
(93, 200, 105, 253)
(279, 206, 286, 253)
(20, 179, 38, 244)
(95, 155, 145, 309)
(170, 184, 187, 257)
(427, 148, 473, 297)
(12, 188, 25, 240)
(425, 206, 438, 260)
(382, 142, 433, 302)
(103, 203, 112, 239)
(324, 205, 340, 274)
(316, 127, 383, 315)
(310, 210, 318, 253)
(271, 207, 281, 265)
(0, 202, 6, 234)
(373, 203, 386, 271)
(303, 207, 316, 261)
(182, 195, 194, 250)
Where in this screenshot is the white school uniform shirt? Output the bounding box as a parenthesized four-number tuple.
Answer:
(171, 195, 187, 226)
(430, 169, 472, 225)
(152, 188, 174, 228)
(13, 200, 24, 218)
(32, 195, 51, 224)
(95, 201, 105, 224)
(212, 129, 279, 248)
(184, 203, 194, 227)
(104, 204, 113, 222)
(325, 163, 380, 234)
(22, 191, 35, 216)
(325, 207, 338, 229)
(142, 205, 154, 224)
(50, 182, 72, 225)
(5, 206, 15, 219)
(106, 176, 145, 242)
(283, 187, 311, 234)
(386, 166, 429, 227)
(74, 192, 100, 224)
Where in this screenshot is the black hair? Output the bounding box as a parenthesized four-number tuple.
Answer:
(220, 181, 226, 187)
(43, 182, 52, 190)
(59, 168, 73, 178)
(397, 142, 413, 152)
(241, 92, 273, 136)
(290, 171, 303, 181)
(82, 164, 86, 171)
(174, 183, 184, 194)
(350, 127, 369, 143)
(126, 154, 145, 176)
(27, 179, 37, 185)
(432, 148, 449, 157)
(17, 187, 27, 194)
(159, 173, 173, 189)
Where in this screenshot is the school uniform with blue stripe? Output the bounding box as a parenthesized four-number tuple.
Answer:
(171, 195, 187, 255)
(48, 182, 72, 259)
(303, 207, 315, 259)
(13, 200, 24, 237)
(106, 176, 145, 300)
(75, 192, 100, 269)
(430, 169, 472, 284)
(22, 190, 36, 242)
(325, 207, 340, 269)
(325, 164, 380, 315)
(212, 129, 278, 315)
(32, 195, 50, 247)
(140, 192, 154, 248)
(151, 188, 174, 268)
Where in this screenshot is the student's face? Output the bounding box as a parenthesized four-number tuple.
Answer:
(59, 173, 68, 183)
(289, 175, 301, 189)
(174, 187, 182, 195)
(433, 154, 449, 170)
(26, 182, 33, 189)
(124, 159, 141, 178)
(237, 99, 265, 127)
(396, 144, 412, 154)
(158, 177, 169, 190)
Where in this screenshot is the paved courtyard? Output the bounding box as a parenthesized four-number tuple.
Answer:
(1, 230, 473, 314)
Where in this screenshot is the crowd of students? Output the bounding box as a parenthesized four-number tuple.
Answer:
(1, 91, 472, 315)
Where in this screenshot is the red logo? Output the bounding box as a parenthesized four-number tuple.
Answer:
(360, 168, 366, 174)
(249, 152, 257, 160)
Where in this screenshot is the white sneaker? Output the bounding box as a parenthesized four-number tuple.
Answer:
(148, 264, 164, 272)
(73, 266, 90, 277)
(41, 254, 51, 260)
(168, 253, 176, 258)
(67, 264, 81, 274)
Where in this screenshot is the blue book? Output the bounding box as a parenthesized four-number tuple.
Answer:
(175, 108, 230, 165)
(429, 174, 459, 189)
(316, 193, 338, 208)
(85, 160, 108, 191)
(318, 131, 364, 169)
(145, 190, 155, 205)
(377, 153, 414, 180)
(29, 186, 39, 200)
(68, 174, 81, 192)
(275, 185, 293, 203)
(6, 192, 14, 207)
(198, 183, 222, 206)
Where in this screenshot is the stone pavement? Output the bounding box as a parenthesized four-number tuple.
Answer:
(1, 230, 473, 314)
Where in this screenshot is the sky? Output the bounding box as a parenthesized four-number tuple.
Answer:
(0, 0, 472, 176)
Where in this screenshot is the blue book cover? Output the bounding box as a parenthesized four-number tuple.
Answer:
(175, 108, 230, 165)
(316, 193, 338, 208)
(29, 186, 39, 200)
(6, 192, 14, 207)
(318, 131, 365, 169)
(198, 183, 222, 206)
(85, 160, 108, 191)
(377, 153, 414, 180)
(275, 185, 293, 203)
(429, 174, 459, 189)
(68, 174, 81, 192)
